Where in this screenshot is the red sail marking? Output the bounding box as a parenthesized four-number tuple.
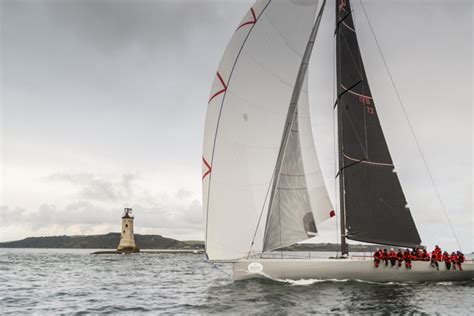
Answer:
(329, 210, 336, 218)
(202, 157, 212, 180)
(208, 72, 227, 104)
(236, 8, 257, 31)
(359, 95, 371, 105)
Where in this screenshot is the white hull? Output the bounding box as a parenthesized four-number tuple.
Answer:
(233, 258, 474, 283)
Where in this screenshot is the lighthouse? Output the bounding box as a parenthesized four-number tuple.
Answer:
(117, 207, 139, 252)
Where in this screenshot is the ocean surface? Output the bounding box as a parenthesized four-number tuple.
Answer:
(1, 249, 473, 315)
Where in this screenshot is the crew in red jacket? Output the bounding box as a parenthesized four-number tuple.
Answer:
(397, 249, 404, 267)
(451, 252, 459, 270)
(421, 249, 430, 261)
(443, 251, 451, 270)
(430, 252, 439, 270)
(382, 249, 389, 266)
(417, 247, 423, 259)
(436, 250, 443, 262)
(457, 251, 465, 271)
(403, 249, 412, 269)
(433, 245, 442, 261)
(388, 248, 397, 267)
(373, 249, 381, 268)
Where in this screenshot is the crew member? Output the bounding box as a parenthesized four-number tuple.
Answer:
(417, 247, 423, 259)
(432, 245, 442, 261)
(435, 249, 442, 262)
(430, 252, 439, 270)
(457, 251, 465, 271)
(443, 251, 451, 270)
(373, 248, 381, 268)
(421, 249, 430, 261)
(396, 249, 403, 267)
(388, 248, 397, 267)
(382, 248, 389, 266)
(403, 248, 412, 269)
(451, 252, 458, 270)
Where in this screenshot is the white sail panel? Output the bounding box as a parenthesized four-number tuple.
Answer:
(203, 0, 319, 260)
(298, 76, 334, 224)
(263, 110, 317, 252)
(202, 0, 270, 256)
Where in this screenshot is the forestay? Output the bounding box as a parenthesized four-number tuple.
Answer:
(203, 0, 324, 260)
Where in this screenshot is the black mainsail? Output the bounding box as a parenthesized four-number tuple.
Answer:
(335, 0, 421, 253)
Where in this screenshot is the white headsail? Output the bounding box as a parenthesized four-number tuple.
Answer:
(263, 74, 334, 252)
(298, 76, 334, 226)
(203, 0, 332, 261)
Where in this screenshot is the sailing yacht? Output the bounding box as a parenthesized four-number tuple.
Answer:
(203, 0, 473, 282)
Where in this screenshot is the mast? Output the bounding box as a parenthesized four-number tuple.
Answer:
(335, 0, 348, 256)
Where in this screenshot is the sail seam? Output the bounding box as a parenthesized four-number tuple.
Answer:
(342, 21, 355, 32)
(340, 83, 373, 100)
(343, 153, 393, 167)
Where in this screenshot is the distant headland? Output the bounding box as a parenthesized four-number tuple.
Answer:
(0, 233, 204, 250)
(0, 234, 381, 252)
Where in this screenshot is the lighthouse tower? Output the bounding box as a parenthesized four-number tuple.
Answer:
(117, 207, 139, 252)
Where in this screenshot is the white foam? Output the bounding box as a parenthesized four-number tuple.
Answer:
(272, 277, 410, 286)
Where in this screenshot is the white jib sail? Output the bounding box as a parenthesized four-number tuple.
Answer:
(263, 103, 316, 252)
(298, 76, 334, 225)
(203, 0, 321, 261)
(263, 74, 334, 252)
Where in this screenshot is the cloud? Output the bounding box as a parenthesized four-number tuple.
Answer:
(1, 198, 204, 242)
(1, 171, 204, 242)
(47, 172, 138, 202)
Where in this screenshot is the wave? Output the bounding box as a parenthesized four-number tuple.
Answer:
(271, 277, 410, 286)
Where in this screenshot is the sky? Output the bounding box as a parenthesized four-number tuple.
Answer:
(1, 0, 472, 252)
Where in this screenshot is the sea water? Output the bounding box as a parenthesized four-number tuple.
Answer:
(1, 248, 473, 314)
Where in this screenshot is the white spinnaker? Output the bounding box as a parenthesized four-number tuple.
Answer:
(298, 76, 334, 225)
(203, 0, 320, 261)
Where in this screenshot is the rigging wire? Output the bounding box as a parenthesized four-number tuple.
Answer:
(358, 0, 463, 251)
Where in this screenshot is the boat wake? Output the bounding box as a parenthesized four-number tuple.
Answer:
(273, 277, 410, 286)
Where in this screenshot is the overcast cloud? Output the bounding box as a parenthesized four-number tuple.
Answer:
(1, 0, 472, 252)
